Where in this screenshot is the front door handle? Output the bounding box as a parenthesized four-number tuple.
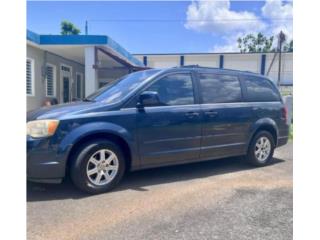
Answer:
(185, 112, 200, 118)
(204, 110, 218, 117)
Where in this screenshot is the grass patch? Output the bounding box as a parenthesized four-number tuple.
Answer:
(289, 124, 293, 141)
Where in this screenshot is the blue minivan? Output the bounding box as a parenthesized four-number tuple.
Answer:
(27, 66, 289, 194)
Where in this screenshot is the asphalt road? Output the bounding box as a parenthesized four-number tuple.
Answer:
(27, 143, 292, 240)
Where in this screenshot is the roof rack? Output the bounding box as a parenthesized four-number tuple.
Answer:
(179, 65, 200, 68)
(175, 65, 256, 74)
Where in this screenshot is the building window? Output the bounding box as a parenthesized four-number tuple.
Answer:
(46, 64, 56, 97)
(26, 58, 34, 96)
(76, 73, 83, 99)
(61, 65, 71, 72)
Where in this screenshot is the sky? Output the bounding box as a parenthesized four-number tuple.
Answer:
(27, 1, 293, 54)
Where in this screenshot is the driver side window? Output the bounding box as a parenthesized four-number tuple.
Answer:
(145, 73, 194, 106)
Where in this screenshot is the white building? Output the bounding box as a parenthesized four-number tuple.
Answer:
(134, 52, 293, 85)
(27, 30, 145, 111)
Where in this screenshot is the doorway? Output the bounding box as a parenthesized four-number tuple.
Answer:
(60, 64, 72, 103)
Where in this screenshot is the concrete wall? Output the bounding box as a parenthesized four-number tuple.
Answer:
(185, 54, 219, 67)
(223, 53, 260, 72)
(134, 52, 293, 85)
(136, 55, 180, 68)
(27, 44, 85, 111)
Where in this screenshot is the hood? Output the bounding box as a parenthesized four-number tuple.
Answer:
(27, 101, 115, 121)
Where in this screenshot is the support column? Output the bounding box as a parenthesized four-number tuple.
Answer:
(180, 55, 184, 66)
(219, 55, 224, 69)
(260, 54, 266, 75)
(143, 56, 148, 66)
(85, 46, 97, 97)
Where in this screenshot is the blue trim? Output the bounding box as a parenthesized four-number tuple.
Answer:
(40, 35, 108, 45)
(180, 55, 184, 66)
(27, 30, 40, 44)
(260, 54, 266, 75)
(143, 56, 148, 66)
(104, 37, 143, 67)
(27, 30, 108, 45)
(27, 29, 144, 67)
(219, 55, 224, 69)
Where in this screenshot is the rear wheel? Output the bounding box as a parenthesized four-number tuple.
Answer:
(70, 139, 125, 194)
(247, 131, 275, 166)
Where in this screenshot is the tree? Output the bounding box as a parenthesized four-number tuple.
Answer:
(283, 40, 293, 52)
(237, 33, 274, 53)
(60, 20, 81, 35)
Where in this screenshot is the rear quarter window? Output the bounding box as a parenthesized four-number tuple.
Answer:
(243, 76, 281, 102)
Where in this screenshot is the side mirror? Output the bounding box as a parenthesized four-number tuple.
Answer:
(137, 91, 161, 109)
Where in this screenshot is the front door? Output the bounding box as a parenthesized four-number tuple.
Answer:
(137, 72, 202, 167)
(198, 73, 251, 160)
(60, 65, 72, 103)
(63, 76, 70, 103)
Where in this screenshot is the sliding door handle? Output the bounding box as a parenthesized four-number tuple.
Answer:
(204, 111, 218, 117)
(185, 112, 200, 118)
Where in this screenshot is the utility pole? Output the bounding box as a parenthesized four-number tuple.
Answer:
(85, 20, 88, 35)
(277, 31, 286, 87)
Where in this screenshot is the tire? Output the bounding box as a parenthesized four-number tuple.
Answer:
(70, 139, 126, 194)
(247, 130, 275, 167)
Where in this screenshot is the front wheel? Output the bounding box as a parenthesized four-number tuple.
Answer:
(70, 139, 125, 194)
(247, 131, 275, 166)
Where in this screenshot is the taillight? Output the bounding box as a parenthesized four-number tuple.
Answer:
(281, 106, 288, 122)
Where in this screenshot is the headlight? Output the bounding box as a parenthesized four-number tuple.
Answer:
(27, 120, 60, 138)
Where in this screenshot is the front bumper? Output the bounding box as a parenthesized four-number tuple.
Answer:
(27, 136, 70, 183)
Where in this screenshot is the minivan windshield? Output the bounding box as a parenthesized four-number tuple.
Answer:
(85, 69, 161, 103)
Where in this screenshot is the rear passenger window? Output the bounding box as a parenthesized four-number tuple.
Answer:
(199, 74, 242, 103)
(243, 77, 280, 102)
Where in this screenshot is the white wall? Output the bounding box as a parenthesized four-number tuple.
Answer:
(185, 54, 219, 67)
(224, 53, 260, 73)
(134, 52, 293, 85)
(137, 55, 180, 68)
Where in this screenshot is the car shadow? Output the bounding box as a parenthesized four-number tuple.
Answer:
(27, 157, 285, 202)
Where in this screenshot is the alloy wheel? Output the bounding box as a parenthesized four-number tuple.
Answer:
(254, 136, 271, 162)
(86, 149, 119, 186)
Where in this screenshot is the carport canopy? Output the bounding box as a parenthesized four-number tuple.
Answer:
(27, 30, 147, 96)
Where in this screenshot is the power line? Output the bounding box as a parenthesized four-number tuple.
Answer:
(84, 18, 292, 35)
(87, 18, 292, 23)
